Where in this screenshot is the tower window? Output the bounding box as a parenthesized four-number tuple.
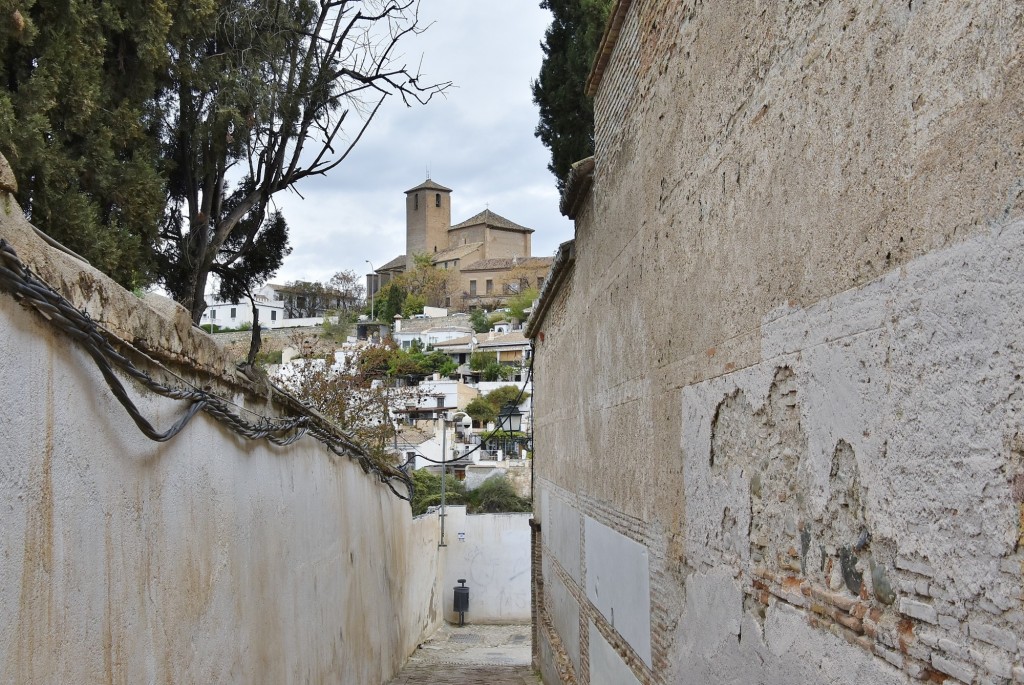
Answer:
(414, 194, 419, 210)
(435, 193, 441, 207)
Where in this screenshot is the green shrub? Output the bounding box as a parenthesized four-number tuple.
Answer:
(467, 475, 531, 513)
(411, 468, 467, 516)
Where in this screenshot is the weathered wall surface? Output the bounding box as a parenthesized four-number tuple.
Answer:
(532, 1, 1024, 684)
(0, 181, 444, 684)
(440, 507, 532, 624)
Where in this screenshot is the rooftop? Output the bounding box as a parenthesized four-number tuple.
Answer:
(449, 209, 533, 234)
(376, 254, 407, 272)
(433, 329, 530, 350)
(461, 256, 554, 273)
(431, 243, 484, 263)
(396, 313, 473, 334)
(405, 178, 453, 194)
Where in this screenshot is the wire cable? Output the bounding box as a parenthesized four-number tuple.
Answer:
(0, 239, 413, 502)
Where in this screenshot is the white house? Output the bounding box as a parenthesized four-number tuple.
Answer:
(392, 313, 474, 351)
(199, 292, 285, 330)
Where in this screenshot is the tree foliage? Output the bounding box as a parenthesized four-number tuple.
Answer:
(532, 0, 613, 191)
(465, 384, 529, 426)
(409, 469, 529, 516)
(507, 287, 539, 322)
(397, 253, 456, 306)
(159, 0, 448, 322)
(465, 396, 497, 425)
(469, 308, 491, 333)
(328, 269, 366, 311)
(467, 475, 531, 513)
(373, 280, 406, 322)
(0, 0, 446, 315)
(410, 468, 466, 516)
(0, 0, 169, 287)
(276, 342, 428, 465)
(484, 385, 530, 411)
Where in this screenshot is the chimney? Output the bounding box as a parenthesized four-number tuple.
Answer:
(394, 314, 403, 332)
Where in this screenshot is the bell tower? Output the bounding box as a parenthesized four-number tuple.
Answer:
(405, 179, 452, 269)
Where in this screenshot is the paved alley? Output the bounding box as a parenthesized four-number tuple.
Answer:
(387, 623, 541, 685)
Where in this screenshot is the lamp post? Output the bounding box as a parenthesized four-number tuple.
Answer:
(497, 401, 523, 458)
(439, 409, 471, 547)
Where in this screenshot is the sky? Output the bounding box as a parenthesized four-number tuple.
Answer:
(270, 1, 574, 286)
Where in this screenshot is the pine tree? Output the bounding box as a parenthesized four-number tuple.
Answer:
(0, 0, 170, 287)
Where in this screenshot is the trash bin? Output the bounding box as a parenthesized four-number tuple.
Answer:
(453, 579, 469, 625)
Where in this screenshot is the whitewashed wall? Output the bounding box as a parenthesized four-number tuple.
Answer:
(439, 507, 532, 624)
(0, 199, 444, 685)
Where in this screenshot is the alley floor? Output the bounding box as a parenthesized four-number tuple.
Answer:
(386, 623, 541, 685)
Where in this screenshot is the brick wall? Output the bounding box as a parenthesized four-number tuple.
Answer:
(532, 0, 1024, 683)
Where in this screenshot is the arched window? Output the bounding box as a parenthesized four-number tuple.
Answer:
(435, 193, 441, 207)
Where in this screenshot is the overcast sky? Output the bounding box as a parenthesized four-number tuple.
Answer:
(270, 1, 573, 286)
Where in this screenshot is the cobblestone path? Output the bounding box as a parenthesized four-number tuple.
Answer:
(386, 623, 541, 685)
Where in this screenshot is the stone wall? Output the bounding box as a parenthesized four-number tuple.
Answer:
(0, 169, 444, 684)
(531, 1, 1024, 684)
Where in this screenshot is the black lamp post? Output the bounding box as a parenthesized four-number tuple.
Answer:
(497, 401, 523, 458)
(498, 401, 523, 432)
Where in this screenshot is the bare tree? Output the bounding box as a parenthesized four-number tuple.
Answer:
(159, 0, 449, 322)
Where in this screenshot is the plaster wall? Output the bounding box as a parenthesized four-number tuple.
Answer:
(439, 507, 532, 624)
(0, 200, 444, 684)
(531, 0, 1024, 683)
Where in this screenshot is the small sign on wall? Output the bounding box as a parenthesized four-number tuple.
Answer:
(458, 532, 466, 542)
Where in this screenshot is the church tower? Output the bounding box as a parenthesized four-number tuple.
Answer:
(404, 179, 452, 269)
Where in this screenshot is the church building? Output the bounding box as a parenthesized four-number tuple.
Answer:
(367, 179, 552, 312)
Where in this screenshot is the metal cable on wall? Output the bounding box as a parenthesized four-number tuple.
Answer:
(0, 238, 413, 502)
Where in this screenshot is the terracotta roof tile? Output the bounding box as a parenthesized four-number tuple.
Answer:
(461, 256, 553, 272)
(405, 178, 453, 193)
(449, 209, 533, 233)
(377, 254, 406, 272)
(431, 243, 483, 263)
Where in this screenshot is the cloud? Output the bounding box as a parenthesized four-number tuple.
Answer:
(271, 0, 574, 285)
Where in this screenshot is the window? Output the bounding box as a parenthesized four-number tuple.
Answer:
(537, 276, 545, 289)
(414, 193, 419, 210)
(271, 310, 277, 321)
(210, 310, 216, 319)
(486, 279, 493, 294)
(230, 307, 237, 318)
(469, 280, 477, 295)
(436, 397, 444, 408)
(435, 193, 441, 207)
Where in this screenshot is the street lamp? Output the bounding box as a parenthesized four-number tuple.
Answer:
(365, 260, 375, 323)
(439, 409, 472, 547)
(497, 401, 523, 432)
(497, 401, 523, 460)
